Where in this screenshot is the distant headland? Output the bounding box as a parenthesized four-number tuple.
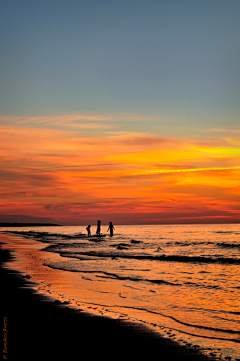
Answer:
(0, 223, 62, 227)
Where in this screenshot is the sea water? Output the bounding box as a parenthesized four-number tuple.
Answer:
(1, 224, 240, 360)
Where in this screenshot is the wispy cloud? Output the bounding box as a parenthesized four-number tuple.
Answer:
(0, 112, 156, 129)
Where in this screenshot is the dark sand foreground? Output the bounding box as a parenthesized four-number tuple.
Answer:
(1, 247, 216, 361)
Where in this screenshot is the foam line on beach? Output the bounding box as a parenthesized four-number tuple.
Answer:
(56, 249, 240, 265)
(70, 299, 240, 341)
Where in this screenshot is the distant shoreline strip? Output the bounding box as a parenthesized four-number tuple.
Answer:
(0, 223, 62, 227)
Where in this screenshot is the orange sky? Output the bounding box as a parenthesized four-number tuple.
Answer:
(0, 114, 240, 225)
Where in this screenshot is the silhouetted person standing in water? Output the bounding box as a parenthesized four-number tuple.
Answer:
(86, 225, 91, 237)
(96, 220, 101, 236)
(107, 222, 115, 237)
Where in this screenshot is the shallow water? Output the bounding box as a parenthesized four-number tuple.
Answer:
(1, 224, 240, 360)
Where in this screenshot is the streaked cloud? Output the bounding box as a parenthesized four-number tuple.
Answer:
(0, 112, 156, 129)
(130, 166, 240, 176)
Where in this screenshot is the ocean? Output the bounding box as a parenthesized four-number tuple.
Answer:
(1, 224, 240, 360)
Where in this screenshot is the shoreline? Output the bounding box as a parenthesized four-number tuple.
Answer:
(0, 246, 217, 360)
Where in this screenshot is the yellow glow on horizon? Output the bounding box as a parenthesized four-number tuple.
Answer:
(130, 166, 240, 176)
(194, 146, 240, 157)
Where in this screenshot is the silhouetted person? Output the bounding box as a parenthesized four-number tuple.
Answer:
(107, 221, 115, 237)
(96, 220, 101, 236)
(86, 225, 91, 237)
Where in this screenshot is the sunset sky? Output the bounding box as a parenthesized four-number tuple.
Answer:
(0, 0, 240, 225)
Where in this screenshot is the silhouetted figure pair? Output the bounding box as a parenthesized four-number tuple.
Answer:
(107, 221, 115, 237)
(86, 221, 101, 236)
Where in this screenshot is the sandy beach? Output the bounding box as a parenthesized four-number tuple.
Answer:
(1, 246, 218, 361)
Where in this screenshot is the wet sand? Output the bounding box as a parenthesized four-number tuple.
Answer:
(1, 247, 217, 361)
